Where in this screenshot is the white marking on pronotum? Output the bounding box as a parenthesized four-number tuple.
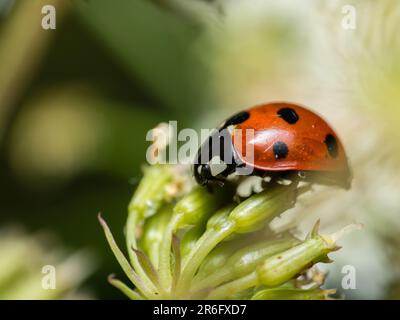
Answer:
(209, 156, 228, 177)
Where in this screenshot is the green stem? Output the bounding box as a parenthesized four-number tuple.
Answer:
(206, 272, 258, 300)
(108, 275, 144, 300)
(192, 267, 233, 293)
(176, 220, 236, 296)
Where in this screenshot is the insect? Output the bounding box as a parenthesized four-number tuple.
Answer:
(193, 102, 352, 189)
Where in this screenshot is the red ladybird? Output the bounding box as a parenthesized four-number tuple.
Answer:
(193, 102, 351, 189)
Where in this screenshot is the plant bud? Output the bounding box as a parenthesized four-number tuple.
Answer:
(174, 185, 234, 229)
(180, 223, 206, 257)
(140, 205, 173, 267)
(196, 237, 241, 279)
(193, 237, 300, 291)
(228, 184, 298, 234)
(231, 238, 300, 278)
(256, 221, 339, 287)
(128, 165, 173, 219)
(206, 204, 235, 230)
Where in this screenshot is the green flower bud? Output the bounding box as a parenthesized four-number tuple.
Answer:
(230, 238, 300, 278)
(140, 205, 173, 268)
(196, 238, 241, 279)
(256, 221, 339, 288)
(174, 185, 234, 230)
(204, 221, 347, 300)
(128, 165, 174, 219)
(193, 237, 299, 292)
(195, 229, 288, 281)
(228, 184, 298, 234)
(206, 204, 235, 230)
(251, 287, 336, 300)
(180, 223, 206, 257)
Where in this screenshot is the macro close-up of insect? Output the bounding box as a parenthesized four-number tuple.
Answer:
(194, 102, 351, 190)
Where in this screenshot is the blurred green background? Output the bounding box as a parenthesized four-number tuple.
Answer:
(0, 0, 400, 299)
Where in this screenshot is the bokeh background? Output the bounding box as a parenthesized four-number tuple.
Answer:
(0, 0, 399, 299)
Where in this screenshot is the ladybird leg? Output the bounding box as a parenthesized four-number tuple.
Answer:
(213, 178, 225, 188)
(262, 173, 280, 189)
(298, 170, 306, 179)
(264, 171, 295, 188)
(273, 171, 302, 187)
(205, 178, 224, 193)
(260, 177, 271, 189)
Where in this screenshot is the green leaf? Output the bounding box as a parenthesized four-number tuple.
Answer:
(98, 213, 157, 299)
(131, 247, 161, 292)
(108, 275, 144, 300)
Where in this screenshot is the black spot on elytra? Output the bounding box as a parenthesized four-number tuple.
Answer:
(325, 134, 338, 158)
(222, 111, 250, 128)
(273, 141, 289, 159)
(277, 107, 299, 124)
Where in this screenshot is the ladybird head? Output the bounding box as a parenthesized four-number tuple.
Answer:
(194, 163, 213, 186)
(193, 148, 230, 187)
(193, 110, 252, 188)
(193, 131, 236, 188)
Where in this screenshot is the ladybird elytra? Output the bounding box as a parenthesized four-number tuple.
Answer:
(194, 102, 352, 189)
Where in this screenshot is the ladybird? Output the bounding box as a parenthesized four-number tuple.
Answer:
(193, 102, 352, 189)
